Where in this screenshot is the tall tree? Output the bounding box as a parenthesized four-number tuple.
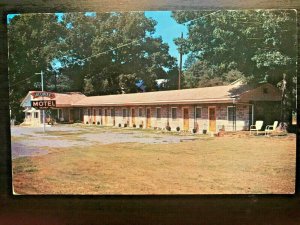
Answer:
(60, 12, 177, 95)
(172, 10, 296, 84)
(172, 10, 297, 122)
(8, 12, 178, 122)
(8, 13, 66, 121)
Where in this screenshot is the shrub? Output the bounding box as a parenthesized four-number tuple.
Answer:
(92, 122, 95, 125)
(176, 127, 180, 132)
(166, 126, 171, 131)
(86, 121, 89, 124)
(118, 123, 121, 127)
(192, 128, 197, 133)
(139, 124, 143, 128)
(97, 121, 100, 125)
(133, 124, 136, 128)
(124, 124, 127, 127)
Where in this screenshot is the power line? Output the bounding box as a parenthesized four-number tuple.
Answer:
(183, 10, 221, 24)
(9, 11, 222, 88)
(9, 73, 40, 88)
(73, 39, 141, 64)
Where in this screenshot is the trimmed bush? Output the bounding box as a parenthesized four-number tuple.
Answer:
(86, 121, 89, 124)
(118, 123, 121, 127)
(176, 127, 180, 132)
(133, 124, 136, 128)
(139, 124, 143, 128)
(124, 124, 127, 127)
(97, 121, 100, 125)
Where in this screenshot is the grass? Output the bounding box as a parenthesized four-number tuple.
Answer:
(70, 123, 202, 136)
(11, 129, 296, 195)
(13, 157, 38, 174)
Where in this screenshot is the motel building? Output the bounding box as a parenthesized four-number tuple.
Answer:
(21, 80, 282, 133)
(21, 91, 86, 126)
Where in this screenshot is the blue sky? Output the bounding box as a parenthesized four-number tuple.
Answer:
(145, 11, 188, 63)
(7, 11, 188, 65)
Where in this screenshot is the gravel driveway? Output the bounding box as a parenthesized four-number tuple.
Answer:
(11, 125, 197, 158)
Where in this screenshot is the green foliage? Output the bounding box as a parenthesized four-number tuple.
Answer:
(8, 13, 66, 121)
(60, 12, 177, 95)
(172, 10, 297, 84)
(222, 69, 246, 84)
(8, 12, 177, 121)
(172, 10, 297, 121)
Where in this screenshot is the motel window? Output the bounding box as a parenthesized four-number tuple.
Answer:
(196, 107, 202, 119)
(87, 109, 90, 116)
(123, 109, 127, 118)
(171, 108, 177, 120)
(98, 109, 102, 116)
(34, 112, 38, 118)
(227, 106, 235, 121)
(138, 108, 143, 117)
(156, 108, 161, 120)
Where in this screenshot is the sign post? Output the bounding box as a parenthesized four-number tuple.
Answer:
(31, 93, 56, 132)
(34, 71, 46, 132)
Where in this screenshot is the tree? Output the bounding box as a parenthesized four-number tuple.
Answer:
(8, 12, 178, 122)
(172, 10, 297, 123)
(172, 10, 296, 84)
(8, 13, 66, 121)
(60, 12, 177, 95)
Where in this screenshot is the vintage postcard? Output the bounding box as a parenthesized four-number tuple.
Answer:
(8, 10, 297, 194)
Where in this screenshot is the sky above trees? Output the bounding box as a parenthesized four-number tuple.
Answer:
(7, 11, 188, 65)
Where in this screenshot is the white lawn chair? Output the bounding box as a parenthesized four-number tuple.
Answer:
(249, 120, 264, 135)
(265, 121, 279, 136)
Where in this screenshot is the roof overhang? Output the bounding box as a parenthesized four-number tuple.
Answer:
(72, 98, 236, 107)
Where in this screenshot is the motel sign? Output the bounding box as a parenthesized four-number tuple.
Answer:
(31, 100, 56, 108)
(31, 91, 56, 99)
(30, 91, 56, 109)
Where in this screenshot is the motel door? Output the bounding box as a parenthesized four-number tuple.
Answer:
(80, 109, 84, 122)
(93, 109, 96, 123)
(69, 109, 74, 122)
(111, 108, 115, 126)
(146, 108, 151, 128)
(131, 108, 136, 126)
(104, 109, 108, 125)
(183, 108, 189, 131)
(208, 107, 216, 132)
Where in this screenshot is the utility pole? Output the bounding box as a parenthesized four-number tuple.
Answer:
(280, 73, 287, 124)
(178, 32, 183, 90)
(35, 70, 45, 132)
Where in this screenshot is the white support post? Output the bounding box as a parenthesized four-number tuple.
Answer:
(251, 104, 254, 125)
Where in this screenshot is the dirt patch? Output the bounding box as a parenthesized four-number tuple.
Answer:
(11, 142, 49, 159)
